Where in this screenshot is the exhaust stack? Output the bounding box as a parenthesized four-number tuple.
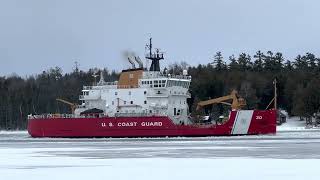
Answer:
(127, 57, 136, 69)
(134, 56, 143, 68)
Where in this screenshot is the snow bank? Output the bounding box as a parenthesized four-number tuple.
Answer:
(0, 130, 28, 134)
(277, 116, 318, 131)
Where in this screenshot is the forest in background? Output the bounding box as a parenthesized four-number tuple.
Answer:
(1, 50, 320, 130)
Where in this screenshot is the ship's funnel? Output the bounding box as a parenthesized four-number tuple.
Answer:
(134, 56, 143, 68)
(127, 57, 136, 69)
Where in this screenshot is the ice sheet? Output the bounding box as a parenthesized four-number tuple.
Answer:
(1, 130, 320, 180)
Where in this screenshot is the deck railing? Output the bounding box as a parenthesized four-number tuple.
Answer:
(27, 113, 108, 119)
(142, 74, 191, 80)
(27, 112, 167, 120)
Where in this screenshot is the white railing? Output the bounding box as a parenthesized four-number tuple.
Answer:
(83, 86, 93, 90)
(114, 112, 166, 117)
(83, 82, 118, 90)
(142, 73, 191, 80)
(169, 75, 192, 80)
(117, 85, 139, 89)
(27, 112, 167, 120)
(27, 113, 108, 120)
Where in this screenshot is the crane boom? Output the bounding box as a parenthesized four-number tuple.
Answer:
(196, 90, 246, 110)
(56, 98, 77, 114)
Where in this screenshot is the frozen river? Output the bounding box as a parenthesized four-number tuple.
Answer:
(1, 130, 320, 180)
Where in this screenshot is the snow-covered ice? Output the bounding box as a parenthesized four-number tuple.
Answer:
(1, 129, 320, 180)
(277, 111, 320, 132)
(277, 116, 313, 131)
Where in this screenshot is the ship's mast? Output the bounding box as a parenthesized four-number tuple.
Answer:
(146, 38, 164, 71)
(274, 78, 277, 110)
(149, 38, 152, 59)
(265, 78, 278, 110)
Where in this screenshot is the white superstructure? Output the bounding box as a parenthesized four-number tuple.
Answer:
(75, 39, 192, 124)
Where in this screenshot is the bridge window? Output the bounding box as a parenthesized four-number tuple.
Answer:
(130, 101, 133, 104)
(154, 80, 159, 87)
(161, 80, 166, 87)
(167, 80, 171, 87)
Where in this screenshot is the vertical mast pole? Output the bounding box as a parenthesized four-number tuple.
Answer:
(149, 38, 153, 71)
(274, 78, 277, 110)
(149, 38, 152, 57)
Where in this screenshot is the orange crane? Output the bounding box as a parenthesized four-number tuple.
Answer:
(56, 98, 77, 114)
(196, 90, 246, 111)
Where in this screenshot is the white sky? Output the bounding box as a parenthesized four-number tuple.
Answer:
(1, 0, 320, 76)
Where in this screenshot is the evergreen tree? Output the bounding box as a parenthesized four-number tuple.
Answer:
(211, 52, 226, 71)
(237, 53, 252, 71)
(294, 55, 308, 70)
(273, 52, 284, 71)
(304, 53, 317, 70)
(264, 51, 274, 71)
(284, 60, 293, 71)
(253, 51, 264, 72)
(228, 55, 238, 71)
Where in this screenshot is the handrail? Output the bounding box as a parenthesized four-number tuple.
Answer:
(27, 112, 167, 119)
(27, 113, 108, 119)
(142, 74, 191, 80)
(83, 82, 118, 90)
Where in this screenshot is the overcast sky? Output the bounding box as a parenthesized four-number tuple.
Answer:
(1, 0, 320, 76)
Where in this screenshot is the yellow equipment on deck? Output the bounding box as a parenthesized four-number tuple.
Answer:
(56, 98, 77, 114)
(196, 90, 246, 110)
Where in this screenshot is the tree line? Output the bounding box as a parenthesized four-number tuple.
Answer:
(0, 67, 118, 130)
(1, 51, 320, 129)
(171, 51, 320, 122)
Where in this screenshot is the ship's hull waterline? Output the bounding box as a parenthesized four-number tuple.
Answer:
(27, 110, 276, 138)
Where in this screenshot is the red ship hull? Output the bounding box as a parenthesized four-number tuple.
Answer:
(27, 110, 276, 138)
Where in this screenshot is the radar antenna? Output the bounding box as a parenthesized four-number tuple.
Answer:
(145, 38, 164, 71)
(92, 68, 99, 86)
